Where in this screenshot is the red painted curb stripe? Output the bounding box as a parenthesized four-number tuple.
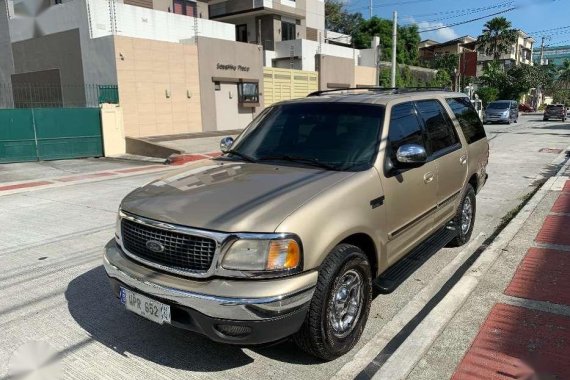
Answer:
(0, 180, 53, 192)
(551, 192, 570, 213)
(56, 172, 117, 182)
(505, 247, 570, 306)
(564, 180, 570, 193)
(452, 303, 570, 379)
(114, 165, 163, 174)
(535, 215, 570, 245)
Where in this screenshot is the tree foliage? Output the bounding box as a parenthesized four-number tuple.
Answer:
(353, 17, 420, 65)
(475, 87, 499, 107)
(477, 17, 518, 60)
(324, 2, 421, 66)
(324, 0, 364, 36)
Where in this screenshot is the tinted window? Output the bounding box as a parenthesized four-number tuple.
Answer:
(387, 102, 424, 162)
(415, 100, 458, 154)
(230, 103, 384, 171)
(446, 97, 487, 144)
(487, 102, 510, 110)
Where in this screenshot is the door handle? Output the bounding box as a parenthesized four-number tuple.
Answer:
(423, 172, 434, 183)
(460, 155, 468, 165)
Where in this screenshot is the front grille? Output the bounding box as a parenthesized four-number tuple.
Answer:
(121, 218, 217, 273)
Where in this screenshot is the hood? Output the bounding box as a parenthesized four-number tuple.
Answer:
(121, 159, 354, 232)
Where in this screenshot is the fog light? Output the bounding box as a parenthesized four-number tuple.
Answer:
(215, 324, 252, 338)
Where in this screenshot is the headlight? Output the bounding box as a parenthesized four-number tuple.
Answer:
(222, 238, 301, 272)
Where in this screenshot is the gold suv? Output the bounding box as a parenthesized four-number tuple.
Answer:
(104, 89, 489, 360)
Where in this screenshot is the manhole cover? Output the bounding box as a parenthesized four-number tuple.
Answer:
(539, 148, 563, 154)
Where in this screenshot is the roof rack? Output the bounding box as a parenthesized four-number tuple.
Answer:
(307, 87, 449, 97)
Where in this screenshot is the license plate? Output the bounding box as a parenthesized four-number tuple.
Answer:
(120, 287, 171, 325)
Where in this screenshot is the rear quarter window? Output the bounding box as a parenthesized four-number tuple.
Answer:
(445, 97, 486, 144)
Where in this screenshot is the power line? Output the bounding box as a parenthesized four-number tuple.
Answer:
(417, 7, 517, 33)
(422, 2, 515, 24)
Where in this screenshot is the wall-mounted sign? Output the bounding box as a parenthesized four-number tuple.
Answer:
(216, 63, 250, 72)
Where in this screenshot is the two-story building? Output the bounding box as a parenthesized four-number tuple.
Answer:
(471, 30, 534, 76)
(0, 0, 379, 140)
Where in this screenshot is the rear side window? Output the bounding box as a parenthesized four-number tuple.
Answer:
(387, 102, 424, 162)
(446, 97, 486, 144)
(415, 100, 458, 155)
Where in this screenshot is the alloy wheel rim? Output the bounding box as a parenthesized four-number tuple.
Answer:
(329, 269, 363, 338)
(461, 197, 473, 235)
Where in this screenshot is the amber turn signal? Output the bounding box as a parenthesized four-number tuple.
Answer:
(266, 239, 301, 271)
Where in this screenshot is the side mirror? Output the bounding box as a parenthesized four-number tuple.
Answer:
(396, 144, 427, 168)
(220, 137, 234, 153)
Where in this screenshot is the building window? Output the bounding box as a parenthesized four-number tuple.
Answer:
(236, 24, 248, 43)
(281, 21, 296, 41)
(238, 82, 259, 103)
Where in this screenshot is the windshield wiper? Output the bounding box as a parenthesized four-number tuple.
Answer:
(224, 149, 256, 163)
(257, 155, 337, 170)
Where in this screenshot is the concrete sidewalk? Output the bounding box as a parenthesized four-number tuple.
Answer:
(450, 164, 570, 379)
(407, 156, 570, 380)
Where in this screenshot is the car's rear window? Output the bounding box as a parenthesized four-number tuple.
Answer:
(547, 105, 564, 109)
(446, 97, 486, 144)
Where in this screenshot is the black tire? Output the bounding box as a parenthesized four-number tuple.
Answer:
(447, 184, 476, 247)
(293, 244, 372, 361)
(543, 117, 549, 121)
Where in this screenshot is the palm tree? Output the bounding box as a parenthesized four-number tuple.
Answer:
(477, 17, 518, 60)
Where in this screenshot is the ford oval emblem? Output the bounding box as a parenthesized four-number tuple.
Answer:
(146, 240, 165, 253)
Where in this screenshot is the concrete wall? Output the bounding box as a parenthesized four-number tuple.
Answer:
(152, 0, 172, 12)
(100, 103, 126, 156)
(114, 36, 202, 137)
(275, 39, 359, 71)
(0, 0, 15, 107)
(11, 28, 87, 106)
(354, 66, 377, 87)
(88, 1, 234, 42)
(316, 55, 354, 90)
(197, 37, 264, 132)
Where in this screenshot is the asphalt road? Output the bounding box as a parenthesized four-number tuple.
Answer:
(0, 115, 568, 379)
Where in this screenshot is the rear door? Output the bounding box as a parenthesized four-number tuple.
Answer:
(381, 101, 438, 264)
(415, 99, 467, 227)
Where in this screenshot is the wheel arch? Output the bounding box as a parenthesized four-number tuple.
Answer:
(338, 233, 379, 277)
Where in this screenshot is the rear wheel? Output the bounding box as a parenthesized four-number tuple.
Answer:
(543, 117, 549, 121)
(447, 184, 476, 247)
(294, 244, 372, 361)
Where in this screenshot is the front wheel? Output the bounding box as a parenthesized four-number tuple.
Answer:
(447, 184, 476, 247)
(294, 244, 372, 361)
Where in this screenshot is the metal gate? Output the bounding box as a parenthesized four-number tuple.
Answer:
(0, 108, 103, 163)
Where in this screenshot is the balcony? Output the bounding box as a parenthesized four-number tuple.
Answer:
(210, 0, 273, 19)
(209, 0, 299, 20)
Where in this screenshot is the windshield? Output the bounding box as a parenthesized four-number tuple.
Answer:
(487, 102, 510, 110)
(228, 102, 384, 171)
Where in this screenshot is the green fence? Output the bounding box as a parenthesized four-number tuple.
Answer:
(0, 108, 103, 163)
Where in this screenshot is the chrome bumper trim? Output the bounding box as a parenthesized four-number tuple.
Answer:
(103, 242, 315, 321)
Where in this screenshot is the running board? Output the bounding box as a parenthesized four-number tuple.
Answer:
(373, 228, 458, 294)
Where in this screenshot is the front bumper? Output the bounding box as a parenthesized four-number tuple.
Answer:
(103, 240, 317, 344)
(484, 115, 509, 123)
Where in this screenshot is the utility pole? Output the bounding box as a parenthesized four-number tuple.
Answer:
(391, 11, 397, 88)
(369, 0, 373, 19)
(539, 36, 545, 65)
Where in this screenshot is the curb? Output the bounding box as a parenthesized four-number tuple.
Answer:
(166, 151, 222, 165)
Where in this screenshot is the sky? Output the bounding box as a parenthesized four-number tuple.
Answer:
(343, 0, 567, 47)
